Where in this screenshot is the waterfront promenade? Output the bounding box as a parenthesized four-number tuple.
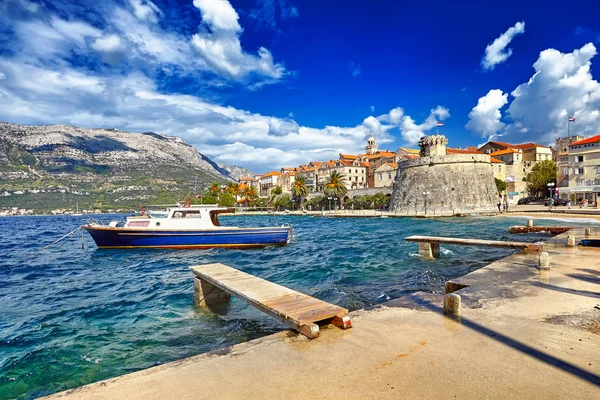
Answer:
(45, 227, 600, 399)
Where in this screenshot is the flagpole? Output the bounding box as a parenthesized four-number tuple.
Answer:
(568, 118, 570, 139)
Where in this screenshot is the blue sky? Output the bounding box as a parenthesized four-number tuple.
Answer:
(1, 0, 600, 172)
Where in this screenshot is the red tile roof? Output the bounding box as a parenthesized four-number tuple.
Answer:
(490, 149, 522, 156)
(490, 157, 504, 163)
(570, 134, 600, 146)
(261, 171, 280, 177)
(513, 142, 549, 149)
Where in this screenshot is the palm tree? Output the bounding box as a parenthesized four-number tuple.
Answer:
(243, 185, 258, 206)
(225, 182, 239, 196)
(291, 174, 308, 210)
(324, 171, 348, 208)
(209, 183, 221, 196)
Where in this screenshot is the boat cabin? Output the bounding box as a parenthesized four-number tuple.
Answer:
(116, 205, 232, 230)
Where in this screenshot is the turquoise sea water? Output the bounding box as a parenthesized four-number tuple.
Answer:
(0, 214, 583, 399)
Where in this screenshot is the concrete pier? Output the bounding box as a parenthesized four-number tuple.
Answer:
(43, 227, 600, 400)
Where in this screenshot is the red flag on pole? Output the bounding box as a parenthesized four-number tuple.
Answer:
(568, 116, 575, 122)
(437, 121, 444, 127)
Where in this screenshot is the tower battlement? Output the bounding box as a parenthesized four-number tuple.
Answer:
(419, 134, 448, 157)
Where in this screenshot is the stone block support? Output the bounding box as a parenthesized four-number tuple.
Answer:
(538, 252, 550, 270)
(527, 219, 534, 227)
(585, 228, 591, 238)
(566, 235, 576, 247)
(418, 242, 440, 258)
(443, 293, 461, 317)
(194, 277, 231, 306)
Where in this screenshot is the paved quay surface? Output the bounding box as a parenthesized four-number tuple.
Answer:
(45, 228, 600, 399)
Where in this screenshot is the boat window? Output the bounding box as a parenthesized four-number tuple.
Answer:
(172, 210, 202, 218)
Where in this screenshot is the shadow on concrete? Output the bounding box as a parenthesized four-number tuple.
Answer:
(577, 268, 600, 277)
(398, 294, 600, 387)
(566, 273, 600, 285)
(531, 281, 600, 299)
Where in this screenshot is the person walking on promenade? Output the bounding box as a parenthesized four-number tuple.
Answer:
(567, 199, 571, 209)
(497, 198, 502, 212)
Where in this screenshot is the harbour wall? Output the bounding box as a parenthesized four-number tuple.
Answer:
(390, 153, 498, 216)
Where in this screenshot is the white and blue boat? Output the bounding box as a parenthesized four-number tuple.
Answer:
(82, 204, 292, 249)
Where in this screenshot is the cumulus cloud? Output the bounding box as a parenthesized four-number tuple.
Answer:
(191, 0, 286, 82)
(399, 106, 450, 145)
(471, 43, 600, 145)
(481, 21, 525, 71)
(503, 43, 600, 142)
(465, 89, 508, 137)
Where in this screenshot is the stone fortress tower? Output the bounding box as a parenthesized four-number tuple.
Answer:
(390, 134, 498, 216)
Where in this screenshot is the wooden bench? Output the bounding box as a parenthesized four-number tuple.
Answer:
(190, 263, 351, 339)
(405, 235, 540, 258)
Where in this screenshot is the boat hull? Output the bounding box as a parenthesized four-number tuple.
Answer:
(82, 226, 291, 249)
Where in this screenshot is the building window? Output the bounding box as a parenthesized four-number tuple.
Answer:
(577, 156, 584, 162)
(563, 168, 568, 175)
(597, 166, 600, 174)
(578, 180, 585, 186)
(577, 168, 584, 174)
(378, 173, 382, 181)
(387, 172, 392, 179)
(588, 179, 594, 186)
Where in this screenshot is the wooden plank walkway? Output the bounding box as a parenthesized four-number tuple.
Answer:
(405, 235, 540, 258)
(508, 226, 572, 234)
(190, 263, 351, 339)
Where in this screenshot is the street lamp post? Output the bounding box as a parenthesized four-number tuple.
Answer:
(291, 199, 295, 212)
(423, 191, 430, 215)
(547, 182, 555, 203)
(328, 196, 332, 214)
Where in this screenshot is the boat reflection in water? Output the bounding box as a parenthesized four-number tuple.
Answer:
(82, 204, 292, 249)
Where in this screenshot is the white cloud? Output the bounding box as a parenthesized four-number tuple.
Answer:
(193, 0, 241, 31)
(399, 106, 450, 145)
(128, 0, 162, 23)
(471, 43, 600, 145)
(481, 21, 525, 71)
(465, 89, 508, 138)
(503, 42, 600, 143)
(191, 0, 286, 82)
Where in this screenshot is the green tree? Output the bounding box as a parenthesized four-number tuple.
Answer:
(372, 192, 388, 208)
(272, 185, 283, 195)
(273, 194, 292, 210)
(291, 174, 308, 209)
(525, 160, 557, 198)
(494, 178, 507, 193)
(201, 193, 218, 204)
(218, 191, 236, 207)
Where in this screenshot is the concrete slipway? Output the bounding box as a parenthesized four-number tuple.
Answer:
(45, 228, 600, 399)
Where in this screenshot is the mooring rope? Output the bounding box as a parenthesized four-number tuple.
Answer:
(18, 226, 82, 262)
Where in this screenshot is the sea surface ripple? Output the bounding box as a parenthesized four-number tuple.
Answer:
(0, 214, 575, 399)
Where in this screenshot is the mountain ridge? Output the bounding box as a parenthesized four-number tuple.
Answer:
(0, 122, 253, 211)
